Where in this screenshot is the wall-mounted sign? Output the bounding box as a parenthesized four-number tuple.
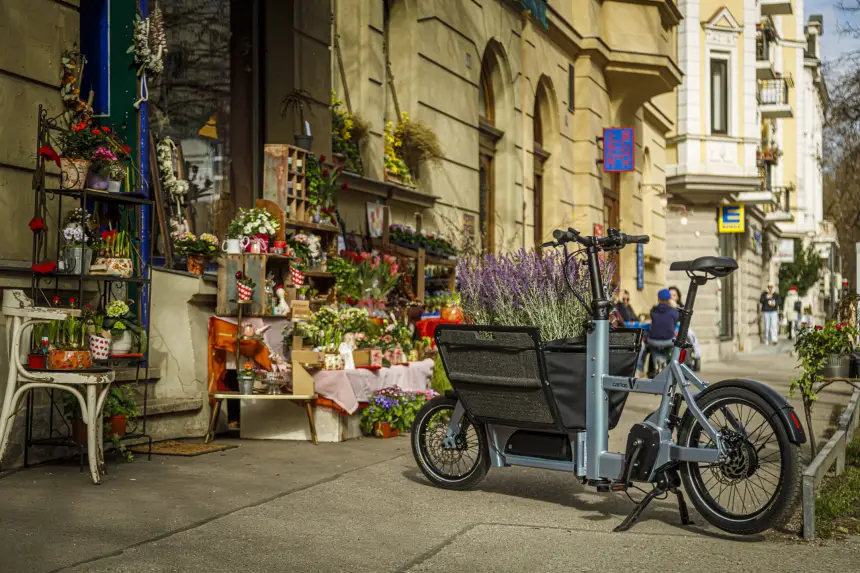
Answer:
(774, 238, 795, 263)
(636, 243, 645, 291)
(367, 203, 385, 238)
(718, 203, 744, 233)
(751, 227, 762, 255)
(603, 127, 635, 172)
(593, 223, 604, 238)
(463, 213, 475, 236)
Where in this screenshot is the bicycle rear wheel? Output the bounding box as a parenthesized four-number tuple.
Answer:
(678, 387, 801, 535)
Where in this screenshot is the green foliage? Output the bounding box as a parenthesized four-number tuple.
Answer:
(815, 437, 860, 538)
(778, 239, 822, 298)
(791, 321, 858, 406)
(430, 353, 452, 394)
(103, 386, 139, 419)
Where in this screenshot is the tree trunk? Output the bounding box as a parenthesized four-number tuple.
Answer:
(804, 399, 818, 459)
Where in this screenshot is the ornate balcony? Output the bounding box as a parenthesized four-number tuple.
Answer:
(762, 186, 793, 222)
(758, 78, 792, 119)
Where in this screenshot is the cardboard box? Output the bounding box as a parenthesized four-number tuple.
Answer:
(291, 300, 311, 320)
(353, 348, 383, 367)
(292, 349, 323, 365)
(292, 336, 304, 350)
(291, 360, 316, 395)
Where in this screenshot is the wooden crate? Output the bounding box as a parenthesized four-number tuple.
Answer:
(216, 254, 243, 316)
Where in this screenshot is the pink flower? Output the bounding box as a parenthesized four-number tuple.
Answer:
(390, 264, 399, 276)
(383, 254, 396, 265)
(360, 252, 372, 261)
(836, 324, 842, 330)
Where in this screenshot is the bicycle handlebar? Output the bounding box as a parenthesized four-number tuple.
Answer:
(542, 227, 650, 251)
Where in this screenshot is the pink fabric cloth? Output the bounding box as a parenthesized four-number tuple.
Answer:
(311, 359, 435, 414)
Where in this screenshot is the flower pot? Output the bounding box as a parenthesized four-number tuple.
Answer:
(290, 267, 305, 287)
(237, 283, 254, 302)
(324, 353, 344, 370)
(186, 255, 205, 275)
(27, 353, 46, 369)
(108, 414, 127, 438)
(110, 330, 134, 355)
(48, 349, 94, 370)
(72, 418, 88, 444)
(85, 169, 110, 190)
(61, 246, 94, 275)
(94, 257, 133, 278)
(238, 375, 255, 395)
(60, 158, 90, 190)
(88, 335, 111, 360)
(818, 353, 851, 379)
(108, 180, 122, 193)
(372, 422, 399, 439)
(294, 134, 313, 151)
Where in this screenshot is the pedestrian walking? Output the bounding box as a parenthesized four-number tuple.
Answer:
(761, 282, 781, 345)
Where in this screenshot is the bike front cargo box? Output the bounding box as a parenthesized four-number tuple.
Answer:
(542, 328, 642, 430)
(435, 325, 564, 431)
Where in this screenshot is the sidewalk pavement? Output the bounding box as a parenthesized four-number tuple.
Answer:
(2, 347, 859, 573)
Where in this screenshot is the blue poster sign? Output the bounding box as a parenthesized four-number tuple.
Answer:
(603, 127, 635, 172)
(636, 243, 645, 291)
(520, 0, 548, 29)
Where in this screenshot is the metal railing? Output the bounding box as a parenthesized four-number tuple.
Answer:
(803, 387, 860, 539)
(758, 78, 790, 106)
(762, 185, 792, 214)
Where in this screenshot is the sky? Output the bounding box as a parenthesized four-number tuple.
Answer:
(807, 0, 860, 63)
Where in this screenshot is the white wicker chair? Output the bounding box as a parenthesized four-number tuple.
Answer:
(1, 290, 114, 484)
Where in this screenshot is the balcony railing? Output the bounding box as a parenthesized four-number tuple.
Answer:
(762, 186, 793, 222)
(758, 78, 792, 118)
(756, 31, 771, 62)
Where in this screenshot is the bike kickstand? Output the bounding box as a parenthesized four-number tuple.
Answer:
(613, 487, 663, 533)
(674, 488, 693, 526)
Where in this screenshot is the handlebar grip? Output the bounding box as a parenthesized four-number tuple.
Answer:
(540, 241, 556, 249)
(552, 229, 565, 241)
(626, 235, 650, 245)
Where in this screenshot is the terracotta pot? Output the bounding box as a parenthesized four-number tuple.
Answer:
(186, 255, 205, 275)
(48, 349, 93, 370)
(27, 353, 46, 369)
(108, 415, 127, 438)
(373, 422, 399, 439)
(60, 158, 90, 190)
(72, 418, 88, 443)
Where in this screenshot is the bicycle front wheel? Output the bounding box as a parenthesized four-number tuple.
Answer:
(678, 386, 801, 535)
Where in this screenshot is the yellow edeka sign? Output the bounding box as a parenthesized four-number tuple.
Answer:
(718, 203, 744, 233)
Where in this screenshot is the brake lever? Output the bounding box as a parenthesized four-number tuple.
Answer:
(540, 241, 557, 249)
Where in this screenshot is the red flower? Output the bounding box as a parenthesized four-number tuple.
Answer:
(319, 155, 326, 163)
(72, 122, 86, 132)
(32, 261, 57, 274)
(38, 146, 61, 168)
(69, 298, 76, 306)
(337, 165, 345, 173)
(121, 144, 131, 154)
(235, 271, 243, 279)
(835, 324, 842, 330)
(102, 126, 111, 133)
(101, 230, 118, 241)
(322, 169, 330, 178)
(92, 128, 102, 135)
(29, 217, 46, 232)
(52, 296, 60, 304)
(341, 183, 349, 191)
(815, 325, 823, 330)
(842, 322, 847, 327)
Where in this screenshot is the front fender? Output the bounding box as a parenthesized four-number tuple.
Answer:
(695, 378, 806, 445)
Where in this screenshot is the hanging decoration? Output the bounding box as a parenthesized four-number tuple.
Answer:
(59, 49, 93, 126)
(128, 5, 166, 109)
(156, 137, 189, 199)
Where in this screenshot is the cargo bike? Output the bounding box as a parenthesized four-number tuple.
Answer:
(411, 227, 805, 534)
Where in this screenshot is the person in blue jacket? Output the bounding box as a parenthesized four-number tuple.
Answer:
(638, 288, 679, 372)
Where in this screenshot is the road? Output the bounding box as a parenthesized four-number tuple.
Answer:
(1, 347, 858, 573)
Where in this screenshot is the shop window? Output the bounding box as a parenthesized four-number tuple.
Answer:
(710, 58, 729, 135)
(149, 0, 252, 263)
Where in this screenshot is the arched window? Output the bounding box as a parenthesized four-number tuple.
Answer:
(479, 67, 493, 123)
(479, 50, 502, 253)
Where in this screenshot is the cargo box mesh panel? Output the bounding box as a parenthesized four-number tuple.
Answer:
(436, 327, 559, 428)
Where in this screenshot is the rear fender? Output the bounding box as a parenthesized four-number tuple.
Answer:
(694, 378, 806, 445)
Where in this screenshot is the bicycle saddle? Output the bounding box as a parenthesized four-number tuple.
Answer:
(669, 256, 738, 277)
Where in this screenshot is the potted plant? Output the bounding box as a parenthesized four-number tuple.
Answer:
(331, 92, 368, 174)
(794, 321, 857, 380)
(60, 392, 87, 443)
(28, 322, 49, 369)
(231, 208, 280, 253)
(238, 361, 256, 395)
(306, 154, 342, 224)
(108, 161, 127, 193)
(60, 208, 96, 275)
(56, 120, 103, 189)
(384, 112, 444, 185)
(103, 300, 143, 355)
(94, 229, 134, 278)
(103, 386, 139, 438)
(86, 146, 118, 190)
(87, 311, 111, 360)
(281, 88, 316, 150)
(174, 232, 219, 274)
(47, 314, 93, 370)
